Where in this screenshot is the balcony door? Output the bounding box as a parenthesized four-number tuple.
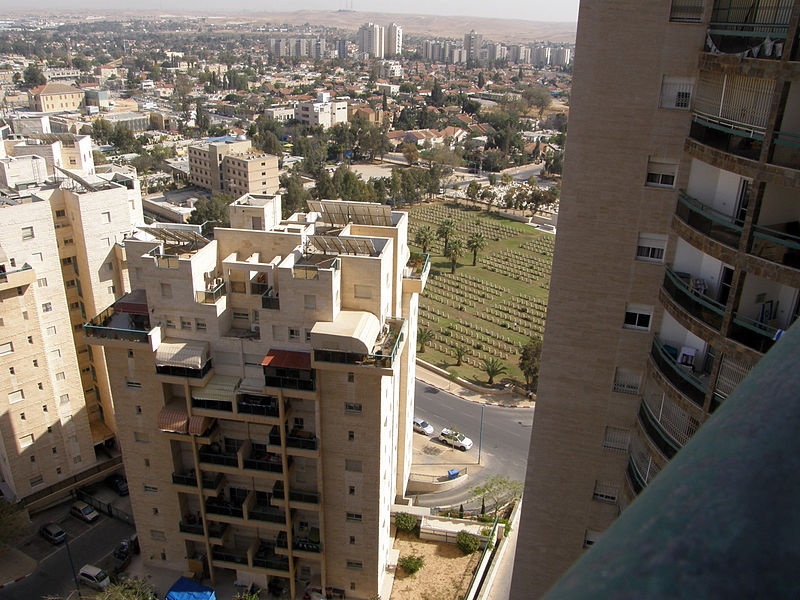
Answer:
(718, 266, 735, 305)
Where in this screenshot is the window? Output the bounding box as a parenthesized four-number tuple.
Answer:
(150, 529, 166, 541)
(42, 302, 53, 313)
(30, 455, 35, 462)
(345, 402, 362, 414)
(56, 467, 62, 475)
(646, 159, 677, 188)
(47, 326, 57, 336)
(136, 405, 142, 415)
(660, 76, 694, 109)
(289, 328, 300, 340)
(143, 485, 158, 494)
(345, 459, 362, 472)
(636, 233, 667, 263)
(144, 458, 150, 467)
(180, 319, 192, 330)
(21, 226, 34, 240)
(613, 368, 642, 394)
(9, 389, 24, 404)
(37, 277, 48, 287)
(102, 211, 111, 223)
(603, 426, 631, 452)
(195, 319, 206, 331)
(304, 294, 316, 310)
(19, 434, 34, 449)
(349, 485, 356, 495)
(30, 475, 44, 487)
(346, 560, 363, 570)
(126, 379, 142, 389)
(55, 209, 66, 218)
(347, 372, 354, 383)
(0, 342, 12, 356)
(346, 512, 362, 522)
(583, 529, 602, 549)
(623, 304, 653, 331)
(160, 283, 172, 298)
(60, 394, 70, 405)
(42, 405, 47, 412)
(52, 447, 57, 454)
(108, 286, 115, 295)
(134, 431, 149, 443)
(63, 238, 74, 246)
(349, 536, 356, 544)
(350, 583, 356, 592)
(61, 257, 73, 266)
(20, 412, 26, 420)
(232, 311, 249, 320)
(593, 481, 619, 504)
(354, 285, 373, 299)
(348, 431, 355, 441)
(669, 0, 704, 22)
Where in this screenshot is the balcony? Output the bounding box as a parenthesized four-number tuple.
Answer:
(707, 0, 793, 60)
(751, 222, 800, 270)
(236, 394, 281, 418)
(252, 541, 290, 572)
(662, 268, 726, 331)
(0, 263, 35, 291)
(192, 396, 232, 413)
(205, 497, 245, 520)
(250, 280, 271, 296)
(198, 447, 239, 469)
(263, 350, 316, 391)
(84, 291, 155, 344)
(196, 281, 226, 304)
(260, 288, 280, 310)
(172, 471, 224, 494)
(689, 117, 764, 161)
(276, 529, 321, 554)
(405, 252, 430, 279)
(313, 317, 406, 369)
(248, 503, 287, 524)
(638, 403, 680, 460)
(729, 312, 779, 354)
(650, 337, 708, 407)
(242, 443, 287, 474)
(178, 516, 228, 540)
(272, 481, 320, 506)
(771, 131, 800, 171)
(211, 547, 248, 566)
(156, 359, 212, 379)
(675, 191, 743, 249)
(149, 248, 180, 268)
(269, 426, 319, 452)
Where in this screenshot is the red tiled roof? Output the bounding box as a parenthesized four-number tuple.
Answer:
(262, 350, 312, 370)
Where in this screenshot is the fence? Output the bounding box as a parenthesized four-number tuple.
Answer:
(409, 467, 468, 483)
(463, 519, 499, 600)
(77, 489, 136, 527)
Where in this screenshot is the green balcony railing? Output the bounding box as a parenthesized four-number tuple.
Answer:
(196, 281, 226, 304)
(198, 448, 238, 468)
(751, 223, 800, 269)
(729, 312, 780, 354)
(675, 191, 743, 248)
(638, 403, 681, 460)
(651, 337, 707, 407)
(663, 268, 726, 331)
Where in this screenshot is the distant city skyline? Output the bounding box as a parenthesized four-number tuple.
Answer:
(0, 1, 580, 23)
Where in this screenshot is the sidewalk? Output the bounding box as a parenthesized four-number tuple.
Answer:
(415, 364, 534, 409)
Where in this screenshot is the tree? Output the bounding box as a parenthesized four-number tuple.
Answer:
(400, 142, 419, 166)
(482, 357, 508, 385)
(544, 149, 564, 175)
(466, 180, 481, 203)
(195, 98, 210, 135)
(23, 63, 46, 87)
(281, 173, 312, 218)
(259, 131, 283, 157)
(188, 193, 233, 229)
(0, 499, 28, 544)
(520, 337, 543, 392)
(429, 78, 445, 107)
(453, 346, 466, 367)
(413, 226, 435, 254)
(501, 172, 513, 185)
(466, 232, 488, 266)
(92, 150, 109, 165)
(444, 236, 465, 274)
(417, 327, 434, 353)
(477, 71, 485, 89)
(95, 578, 158, 599)
(456, 530, 481, 555)
(470, 475, 522, 516)
(314, 169, 337, 199)
(522, 84, 553, 116)
(436, 218, 457, 256)
(109, 123, 140, 154)
(91, 118, 114, 144)
(395, 512, 417, 532)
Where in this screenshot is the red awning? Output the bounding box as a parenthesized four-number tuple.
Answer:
(157, 405, 188, 433)
(114, 289, 149, 316)
(188, 415, 213, 436)
(261, 350, 312, 370)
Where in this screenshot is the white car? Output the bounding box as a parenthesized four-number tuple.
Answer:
(78, 564, 110, 590)
(440, 428, 473, 451)
(413, 417, 434, 436)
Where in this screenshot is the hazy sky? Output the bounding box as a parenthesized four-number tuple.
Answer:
(4, 0, 580, 23)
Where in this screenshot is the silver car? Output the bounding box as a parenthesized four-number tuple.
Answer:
(413, 417, 434, 436)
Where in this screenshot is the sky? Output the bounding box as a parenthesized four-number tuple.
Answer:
(3, 0, 580, 23)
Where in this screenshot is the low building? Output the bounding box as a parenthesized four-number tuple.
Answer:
(27, 83, 85, 114)
(264, 106, 296, 123)
(296, 93, 348, 130)
(188, 139, 280, 197)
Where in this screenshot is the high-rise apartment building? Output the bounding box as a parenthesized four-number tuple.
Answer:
(0, 166, 143, 506)
(357, 23, 385, 59)
(464, 30, 483, 65)
(83, 197, 428, 599)
(385, 23, 403, 57)
(512, 1, 800, 597)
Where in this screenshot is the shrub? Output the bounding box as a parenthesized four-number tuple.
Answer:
(457, 530, 481, 555)
(480, 527, 492, 537)
(398, 554, 425, 574)
(395, 512, 417, 532)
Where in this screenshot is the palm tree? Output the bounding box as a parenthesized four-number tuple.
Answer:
(444, 236, 466, 274)
(466, 232, 488, 266)
(413, 226, 435, 254)
(436, 218, 457, 256)
(453, 346, 466, 367)
(482, 357, 508, 385)
(417, 327, 434, 353)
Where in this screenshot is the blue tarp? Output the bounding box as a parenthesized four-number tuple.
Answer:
(166, 577, 216, 600)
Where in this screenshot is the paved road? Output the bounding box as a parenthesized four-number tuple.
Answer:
(0, 516, 135, 600)
(413, 381, 533, 509)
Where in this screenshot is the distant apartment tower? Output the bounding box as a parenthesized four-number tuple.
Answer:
(531, 45, 552, 68)
(188, 140, 280, 197)
(511, 0, 800, 597)
(550, 47, 573, 68)
(0, 167, 143, 506)
(297, 93, 348, 130)
(464, 30, 483, 65)
(385, 23, 403, 57)
(508, 45, 531, 65)
(84, 197, 428, 599)
(357, 23, 385, 59)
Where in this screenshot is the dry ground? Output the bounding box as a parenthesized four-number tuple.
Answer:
(391, 531, 481, 600)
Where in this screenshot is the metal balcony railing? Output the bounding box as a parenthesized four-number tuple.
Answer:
(196, 281, 226, 304)
(663, 268, 726, 331)
(675, 191, 743, 248)
(651, 337, 708, 407)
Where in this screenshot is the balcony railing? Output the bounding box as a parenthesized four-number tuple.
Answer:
(0, 263, 33, 285)
(148, 248, 180, 269)
(172, 472, 223, 490)
(638, 403, 680, 460)
(84, 306, 153, 344)
(264, 367, 315, 391)
(650, 337, 707, 407)
(729, 312, 779, 354)
(626, 457, 645, 496)
(710, 0, 792, 31)
(670, 0, 704, 22)
(179, 521, 205, 536)
(156, 359, 213, 379)
(751, 222, 800, 269)
(198, 448, 238, 468)
(196, 281, 226, 304)
(243, 443, 286, 473)
(663, 268, 726, 331)
(689, 118, 763, 161)
(314, 318, 405, 369)
(250, 281, 271, 296)
(211, 548, 248, 565)
(405, 252, 430, 279)
(261, 289, 280, 310)
(675, 191, 743, 248)
(236, 394, 280, 417)
(205, 499, 244, 519)
(249, 504, 286, 524)
(192, 396, 233, 413)
(771, 131, 800, 170)
(273, 482, 320, 504)
(268, 426, 319, 451)
(275, 530, 321, 553)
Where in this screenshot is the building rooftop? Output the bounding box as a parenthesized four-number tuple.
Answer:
(28, 83, 83, 96)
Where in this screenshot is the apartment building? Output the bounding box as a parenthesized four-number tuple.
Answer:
(27, 83, 85, 113)
(385, 23, 403, 57)
(464, 31, 483, 65)
(511, 1, 800, 597)
(7, 133, 95, 178)
(188, 139, 280, 197)
(264, 107, 296, 123)
(357, 23, 385, 59)
(83, 197, 428, 599)
(297, 94, 348, 130)
(0, 167, 144, 506)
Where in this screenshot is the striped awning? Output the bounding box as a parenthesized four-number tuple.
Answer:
(189, 415, 214, 436)
(155, 339, 210, 369)
(157, 404, 189, 433)
(191, 375, 240, 402)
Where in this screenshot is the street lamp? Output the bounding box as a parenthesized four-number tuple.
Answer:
(64, 539, 83, 599)
(478, 404, 485, 465)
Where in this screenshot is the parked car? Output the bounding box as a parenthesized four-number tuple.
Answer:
(413, 417, 434, 436)
(303, 586, 326, 600)
(70, 501, 100, 523)
(440, 428, 473, 451)
(78, 564, 110, 590)
(39, 522, 66, 545)
(104, 474, 129, 496)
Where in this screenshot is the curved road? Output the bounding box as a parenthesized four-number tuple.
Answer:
(412, 381, 534, 509)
